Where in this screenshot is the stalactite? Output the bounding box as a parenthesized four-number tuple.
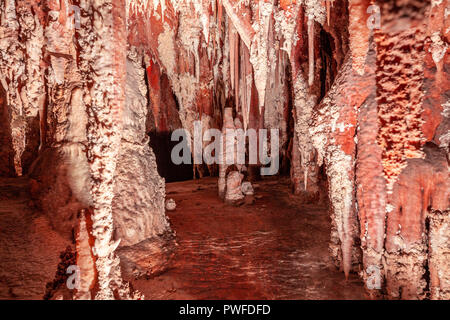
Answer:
(121, 0, 448, 300)
(200, 0, 211, 43)
(218, 0, 223, 30)
(0, 0, 448, 302)
(326, 0, 331, 26)
(309, 58, 361, 280)
(249, 0, 273, 112)
(222, 17, 232, 98)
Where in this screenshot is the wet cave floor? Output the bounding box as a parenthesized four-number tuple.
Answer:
(132, 177, 367, 300)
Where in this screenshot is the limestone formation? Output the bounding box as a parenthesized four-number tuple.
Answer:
(0, 0, 448, 300)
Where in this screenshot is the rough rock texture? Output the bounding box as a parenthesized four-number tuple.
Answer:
(0, 0, 42, 176)
(384, 144, 449, 299)
(112, 50, 174, 279)
(2, 0, 172, 299)
(309, 0, 450, 299)
(428, 209, 450, 300)
(375, 0, 449, 299)
(0, 81, 15, 177)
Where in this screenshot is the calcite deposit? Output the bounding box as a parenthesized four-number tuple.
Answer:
(0, 0, 448, 300)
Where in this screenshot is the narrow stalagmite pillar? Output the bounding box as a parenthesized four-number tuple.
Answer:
(353, 14, 387, 298)
(355, 65, 387, 297)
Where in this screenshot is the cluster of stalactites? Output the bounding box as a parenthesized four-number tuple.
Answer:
(127, 0, 330, 123)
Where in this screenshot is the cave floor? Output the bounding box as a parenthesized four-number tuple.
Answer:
(132, 177, 367, 300)
(0, 177, 70, 300)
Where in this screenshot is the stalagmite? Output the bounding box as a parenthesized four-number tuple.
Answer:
(222, 0, 256, 49)
(241, 181, 254, 195)
(348, 0, 370, 75)
(165, 198, 177, 211)
(219, 108, 235, 198)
